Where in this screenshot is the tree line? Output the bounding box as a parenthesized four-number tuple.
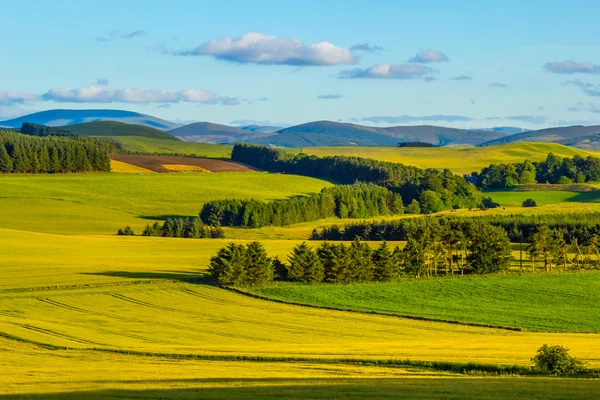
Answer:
(231, 143, 483, 213)
(200, 183, 404, 228)
(118, 218, 225, 238)
(472, 153, 600, 189)
(209, 224, 513, 287)
(20, 122, 75, 137)
(0, 130, 112, 173)
(311, 212, 600, 245)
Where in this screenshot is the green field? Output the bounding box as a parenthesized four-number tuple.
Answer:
(109, 135, 232, 157)
(296, 142, 600, 174)
(255, 273, 600, 332)
(0, 173, 332, 234)
(489, 190, 600, 206)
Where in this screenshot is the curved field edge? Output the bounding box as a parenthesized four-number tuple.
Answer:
(253, 272, 600, 333)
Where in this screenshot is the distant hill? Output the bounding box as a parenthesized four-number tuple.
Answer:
(490, 127, 526, 135)
(258, 121, 508, 147)
(0, 109, 181, 131)
(67, 121, 178, 140)
(481, 125, 600, 146)
(168, 122, 272, 143)
(238, 125, 283, 133)
(556, 133, 600, 150)
(248, 132, 384, 147)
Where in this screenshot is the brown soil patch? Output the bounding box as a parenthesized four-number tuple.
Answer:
(111, 154, 256, 173)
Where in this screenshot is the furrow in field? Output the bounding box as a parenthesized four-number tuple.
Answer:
(5, 322, 102, 346)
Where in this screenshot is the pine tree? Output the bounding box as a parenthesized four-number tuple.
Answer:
(208, 243, 247, 286)
(373, 241, 397, 281)
(245, 241, 273, 286)
(0, 143, 13, 173)
(346, 238, 374, 282)
(403, 233, 427, 277)
(287, 243, 324, 283)
(38, 146, 51, 173)
(317, 241, 344, 283)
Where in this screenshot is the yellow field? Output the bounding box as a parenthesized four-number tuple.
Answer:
(161, 164, 211, 172)
(299, 142, 600, 174)
(110, 159, 155, 174)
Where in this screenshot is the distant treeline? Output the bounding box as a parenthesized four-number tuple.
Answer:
(397, 142, 436, 148)
(118, 218, 225, 238)
(200, 183, 404, 228)
(231, 143, 482, 213)
(0, 130, 112, 173)
(473, 153, 600, 189)
(209, 223, 513, 286)
(20, 122, 75, 137)
(311, 212, 600, 245)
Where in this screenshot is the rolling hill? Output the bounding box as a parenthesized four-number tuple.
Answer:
(168, 122, 272, 143)
(556, 133, 600, 150)
(0, 109, 181, 130)
(67, 121, 178, 140)
(253, 121, 508, 147)
(481, 125, 600, 146)
(238, 125, 283, 133)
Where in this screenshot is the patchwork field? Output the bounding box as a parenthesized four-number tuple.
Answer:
(111, 154, 255, 173)
(108, 135, 232, 158)
(0, 173, 332, 234)
(296, 143, 600, 174)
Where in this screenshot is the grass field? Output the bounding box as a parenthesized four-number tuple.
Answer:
(108, 136, 232, 158)
(296, 143, 600, 174)
(489, 190, 600, 205)
(1, 229, 600, 399)
(255, 273, 600, 332)
(0, 173, 332, 234)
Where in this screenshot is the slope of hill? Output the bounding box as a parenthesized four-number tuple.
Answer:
(67, 121, 178, 140)
(264, 121, 507, 147)
(108, 136, 232, 158)
(297, 142, 599, 175)
(238, 125, 283, 133)
(168, 122, 272, 143)
(0, 109, 181, 130)
(481, 125, 600, 146)
(250, 131, 398, 147)
(556, 133, 600, 150)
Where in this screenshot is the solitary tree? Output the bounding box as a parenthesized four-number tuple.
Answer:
(531, 344, 583, 376)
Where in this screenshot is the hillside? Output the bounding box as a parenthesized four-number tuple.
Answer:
(67, 121, 178, 140)
(298, 142, 600, 175)
(249, 131, 397, 147)
(238, 125, 283, 133)
(0, 109, 181, 130)
(168, 122, 272, 143)
(481, 125, 600, 146)
(557, 133, 600, 150)
(260, 121, 507, 147)
(108, 136, 232, 158)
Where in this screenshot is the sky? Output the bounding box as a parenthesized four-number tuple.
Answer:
(1, 0, 600, 129)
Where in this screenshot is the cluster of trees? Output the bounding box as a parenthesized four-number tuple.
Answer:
(312, 212, 600, 245)
(20, 122, 74, 137)
(139, 218, 225, 238)
(397, 142, 436, 148)
(0, 130, 112, 173)
(200, 183, 404, 228)
(231, 143, 482, 213)
(209, 227, 514, 287)
(473, 153, 600, 189)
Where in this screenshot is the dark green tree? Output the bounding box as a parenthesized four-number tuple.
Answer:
(244, 241, 273, 285)
(287, 243, 324, 283)
(208, 243, 247, 286)
(467, 223, 512, 274)
(372, 241, 397, 281)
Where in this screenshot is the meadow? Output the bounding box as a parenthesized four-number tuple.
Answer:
(0, 173, 332, 234)
(255, 273, 600, 332)
(488, 189, 600, 206)
(108, 136, 232, 158)
(296, 142, 600, 174)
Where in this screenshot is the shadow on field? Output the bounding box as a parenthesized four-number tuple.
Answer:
(567, 191, 600, 203)
(2, 377, 599, 400)
(80, 270, 211, 284)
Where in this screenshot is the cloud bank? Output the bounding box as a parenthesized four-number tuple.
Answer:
(0, 91, 39, 105)
(175, 32, 356, 66)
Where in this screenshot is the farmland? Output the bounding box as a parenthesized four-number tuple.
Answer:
(296, 142, 600, 174)
(489, 189, 600, 206)
(108, 135, 232, 158)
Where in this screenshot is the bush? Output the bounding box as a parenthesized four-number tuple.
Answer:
(117, 226, 135, 236)
(531, 344, 583, 376)
(522, 198, 537, 207)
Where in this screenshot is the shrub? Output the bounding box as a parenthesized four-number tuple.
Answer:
(522, 198, 537, 207)
(117, 226, 135, 236)
(531, 344, 583, 376)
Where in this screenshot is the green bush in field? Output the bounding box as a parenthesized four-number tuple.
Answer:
(532, 344, 583, 376)
(522, 198, 537, 207)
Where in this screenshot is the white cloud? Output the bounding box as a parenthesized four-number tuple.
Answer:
(0, 105, 31, 120)
(41, 86, 238, 105)
(0, 91, 39, 105)
(408, 48, 449, 63)
(338, 64, 437, 80)
(544, 60, 600, 74)
(175, 32, 356, 66)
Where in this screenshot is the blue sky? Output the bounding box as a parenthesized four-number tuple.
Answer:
(1, 0, 600, 128)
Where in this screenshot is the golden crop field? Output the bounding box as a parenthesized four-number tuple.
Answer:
(297, 142, 600, 175)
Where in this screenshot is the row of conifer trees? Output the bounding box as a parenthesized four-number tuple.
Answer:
(118, 218, 226, 238)
(0, 130, 112, 173)
(200, 183, 404, 228)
